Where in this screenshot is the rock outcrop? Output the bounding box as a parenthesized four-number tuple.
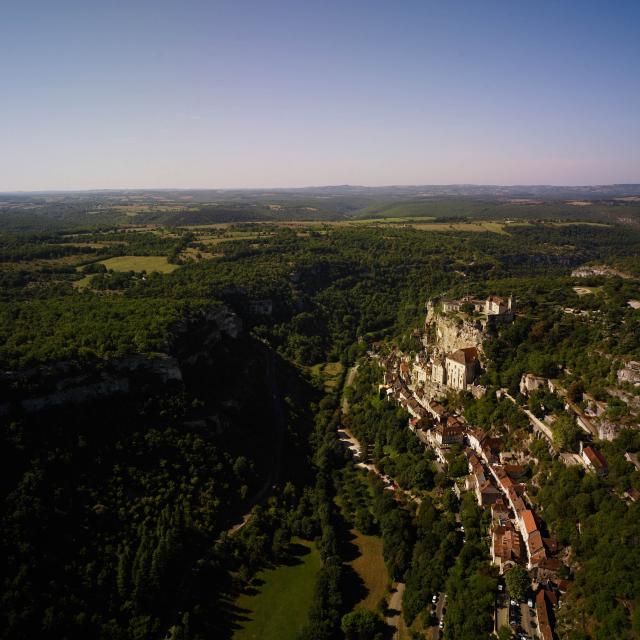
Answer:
(425, 301, 485, 356)
(0, 304, 242, 416)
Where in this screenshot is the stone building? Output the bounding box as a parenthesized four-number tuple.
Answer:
(444, 347, 479, 391)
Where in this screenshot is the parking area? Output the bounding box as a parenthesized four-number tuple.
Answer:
(519, 601, 539, 639)
(504, 598, 538, 639)
(425, 592, 446, 639)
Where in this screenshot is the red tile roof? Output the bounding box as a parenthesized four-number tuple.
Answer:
(449, 346, 479, 365)
(536, 590, 554, 640)
(521, 509, 538, 535)
(583, 446, 607, 469)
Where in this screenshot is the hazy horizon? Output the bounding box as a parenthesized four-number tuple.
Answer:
(3, 181, 640, 195)
(2, 0, 639, 191)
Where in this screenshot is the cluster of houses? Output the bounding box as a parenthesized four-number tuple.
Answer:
(519, 373, 616, 479)
(372, 296, 572, 639)
(431, 346, 480, 391)
(387, 376, 559, 579)
(407, 396, 567, 639)
(405, 345, 482, 394)
(520, 365, 640, 447)
(464, 427, 558, 575)
(393, 387, 566, 639)
(370, 291, 640, 637)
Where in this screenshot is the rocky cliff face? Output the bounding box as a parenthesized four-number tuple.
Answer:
(424, 303, 486, 356)
(171, 305, 243, 367)
(434, 315, 485, 355)
(617, 361, 640, 386)
(0, 304, 242, 417)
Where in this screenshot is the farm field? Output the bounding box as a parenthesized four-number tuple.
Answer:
(233, 540, 321, 640)
(96, 255, 179, 273)
(411, 221, 508, 234)
(73, 255, 179, 288)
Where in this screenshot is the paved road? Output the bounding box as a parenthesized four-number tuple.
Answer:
(386, 582, 405, 639)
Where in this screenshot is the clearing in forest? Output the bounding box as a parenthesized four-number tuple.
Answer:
(347, 530, 389, 611)
(311, 361, 344, 391)
(233, 540, 321, 640)
(97, 255, 179, 272)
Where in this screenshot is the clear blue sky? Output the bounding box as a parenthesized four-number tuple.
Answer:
(1, 0, 639, 190)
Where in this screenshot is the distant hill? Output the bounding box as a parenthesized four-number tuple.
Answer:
(2, 184, 640, 230)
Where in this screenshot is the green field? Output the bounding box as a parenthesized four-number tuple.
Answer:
(348, 531, 389, 611)
(412, 221, 508, 234)
(233, 540, 321, 640)
(311, 361, 344, 391)
(73, 255, 180, 288)
(348, 215, 437, 224)
(97, 255, 179, 272)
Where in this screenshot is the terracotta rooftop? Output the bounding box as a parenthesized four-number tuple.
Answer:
(504, 464, 527, 478)
(521, 509, 538, 535)
(448, 346, 479, 365)
(429, 401, 446, 416)
(626, 487, 640, 502)
(536, 589, 555, 640)
(528, 530, 547, 561)
(583, 445, 607, 469)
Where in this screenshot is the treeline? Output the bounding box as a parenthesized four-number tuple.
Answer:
(0, 297, 213, 368)
(441, 492, 496, 640)
(1, 323, 320, 640)
(2, 408, 262, 639)
(403, 495, 461, 626)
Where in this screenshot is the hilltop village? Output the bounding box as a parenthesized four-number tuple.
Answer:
(363, 293, 636, 640)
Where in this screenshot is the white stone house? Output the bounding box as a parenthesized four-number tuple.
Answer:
(445, 347, 479, 391)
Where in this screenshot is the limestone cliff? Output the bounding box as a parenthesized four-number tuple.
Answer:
(0, 304, 242, 417)
(425, 301, 486, 356)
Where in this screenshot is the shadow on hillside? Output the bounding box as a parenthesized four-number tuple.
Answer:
(335, 523, 369, 610)
(338, 527, 362, 562)
(342, 563, 368, 611)
(382, 621, 398, 640)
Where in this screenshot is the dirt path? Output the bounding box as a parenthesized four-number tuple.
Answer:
(386, 582, 406, 639)
(341, 364, 358, 414)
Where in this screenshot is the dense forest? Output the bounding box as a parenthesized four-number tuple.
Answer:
(2, 205, 640, 639)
